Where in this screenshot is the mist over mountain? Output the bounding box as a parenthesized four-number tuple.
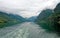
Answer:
(26, 16, 37, 22)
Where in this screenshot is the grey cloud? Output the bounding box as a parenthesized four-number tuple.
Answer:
(0, 0, 60, 18)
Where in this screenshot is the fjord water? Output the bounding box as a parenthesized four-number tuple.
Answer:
(0, 22, 59, 38)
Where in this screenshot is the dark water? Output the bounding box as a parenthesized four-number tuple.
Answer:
(0, 22, 60, 38)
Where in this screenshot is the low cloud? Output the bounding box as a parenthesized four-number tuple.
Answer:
(0, 0, 60, 18)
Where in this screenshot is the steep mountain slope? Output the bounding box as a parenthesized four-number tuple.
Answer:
(0, 11, 26, 28)
(52, 3, 60, 34)
(54, 3, 60, 13)
(35, 9, 54, 31)
(35, 3, 60, 34)
(35, 9, 53, 23)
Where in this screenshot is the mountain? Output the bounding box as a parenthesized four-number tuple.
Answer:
(54, 3, 60, 13)
(35, 9, 53, 23)
(35, 9, 54, 31)
(35, 3, 60, 33)
(27, 16, 37, 22)
(0, 11, 26, 28)
(52, 3, 60, 34)
(7, 13, 26, 22)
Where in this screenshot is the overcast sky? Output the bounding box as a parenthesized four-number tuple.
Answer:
(0, 0, 60, 18)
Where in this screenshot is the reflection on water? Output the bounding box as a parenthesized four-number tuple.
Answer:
(0, 22, 60, 38)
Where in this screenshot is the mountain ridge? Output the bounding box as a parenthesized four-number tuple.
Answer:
(0, 11, 26, 28)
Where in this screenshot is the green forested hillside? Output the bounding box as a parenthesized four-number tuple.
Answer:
(35, 3, 60, 32)
(35, 9, 54, 31)
(0, 11, 26, 28)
